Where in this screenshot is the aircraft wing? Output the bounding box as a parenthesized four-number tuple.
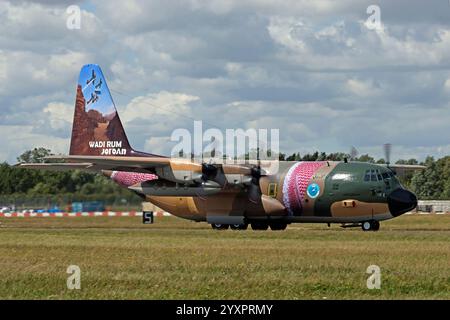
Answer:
(17, 155, 277, 186)
(380, 164, 426, 177)
(16, 162, 96, 172)
(16, 155, 172, 174)
(45, 155, 172, 172)
(387, 164, 426, 170)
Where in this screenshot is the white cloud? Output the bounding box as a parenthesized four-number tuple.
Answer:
(0, 50, 90, 97)
(346, 78, 381, 97)
(267, 17, 450, 70)
(122, 91, 199, 124)
(144, 136, 172, 155)
(0, 125, 69, 163)
(43, 102, 73, 130)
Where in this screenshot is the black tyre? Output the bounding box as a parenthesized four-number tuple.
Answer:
(212, 223, 229, 230)
(230, 223, 248, 230)
(269, 222, 287, 231)
(251, 222, 269, 230)
(370, 220, 380, 231)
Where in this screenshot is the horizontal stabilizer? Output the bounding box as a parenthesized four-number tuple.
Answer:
(16, 162, 95, 172)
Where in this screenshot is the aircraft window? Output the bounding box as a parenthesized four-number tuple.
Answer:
(364, 170, 370, 181)
(267, 183, 277, 198)
(382, 172, 389, 179)
(371, 174, 377, 181)
(385, 180, 390, 189)
(377, 174, 382, 181)
(388, 172, 395, 177)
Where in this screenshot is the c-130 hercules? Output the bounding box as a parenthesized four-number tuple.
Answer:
(19, 64, 424, 232)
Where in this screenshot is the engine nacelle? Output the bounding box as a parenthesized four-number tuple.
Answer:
(129, 179, 222, 197)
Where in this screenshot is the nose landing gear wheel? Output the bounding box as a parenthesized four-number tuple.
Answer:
(211, 223, 229, 230)
(230, 223, 248, 230)
(362, 220, 380, 231)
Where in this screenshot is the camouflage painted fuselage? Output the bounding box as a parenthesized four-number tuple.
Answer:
(109, 160, 416, 225)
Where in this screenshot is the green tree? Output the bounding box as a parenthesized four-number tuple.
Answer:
(17, 147, 53, 163)
(356, 154, 375, 163)
(3, 148, 450, 204)
(396, 159, 418, 165)
(410, 157, 442, 199)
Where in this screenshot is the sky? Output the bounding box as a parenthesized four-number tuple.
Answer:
(0, 0, 450, 163)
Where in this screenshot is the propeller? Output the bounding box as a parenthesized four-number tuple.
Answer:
(384, 143, 392, 166)
(209, 136, 216, 159)
(201, 162, 227, 186)
(350, 146, 359, 161)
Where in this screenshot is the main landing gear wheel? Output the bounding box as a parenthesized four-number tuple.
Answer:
(371, 220, 380, 231)
(269, 222, 287, 231)
(250, 222, 269, 231)
(211, 223, 229, 230)
(230, 223, 248, 230)
(361, 220, 380, 231)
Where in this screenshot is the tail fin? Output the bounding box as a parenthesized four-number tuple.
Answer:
(69, 64, 153, 157)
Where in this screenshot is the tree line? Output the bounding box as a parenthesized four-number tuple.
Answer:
(0, 148, 142, 209)
(0, 148, 449, 208)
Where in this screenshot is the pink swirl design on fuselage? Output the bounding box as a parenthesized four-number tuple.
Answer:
(111, 171, 158, 187)
(282, 161, 327, 216)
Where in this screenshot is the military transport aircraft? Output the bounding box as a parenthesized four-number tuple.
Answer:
(18, 64, 424, 231)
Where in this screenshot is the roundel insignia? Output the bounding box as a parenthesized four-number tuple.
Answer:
(306, 183, 320, 199)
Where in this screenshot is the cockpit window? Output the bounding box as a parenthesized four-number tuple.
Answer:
(364, 171, 370, 181)
(364, 169, 389, 182)
(363, 168, 398, 189)
(371, 169, 377, 181)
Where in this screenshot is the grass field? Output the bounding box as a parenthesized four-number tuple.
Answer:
(0, 214, 448, 299)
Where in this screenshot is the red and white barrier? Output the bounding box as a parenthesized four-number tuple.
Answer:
(0, 211, 171, 218)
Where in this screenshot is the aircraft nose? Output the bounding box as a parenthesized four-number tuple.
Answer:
(387, 188, 418, 217)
